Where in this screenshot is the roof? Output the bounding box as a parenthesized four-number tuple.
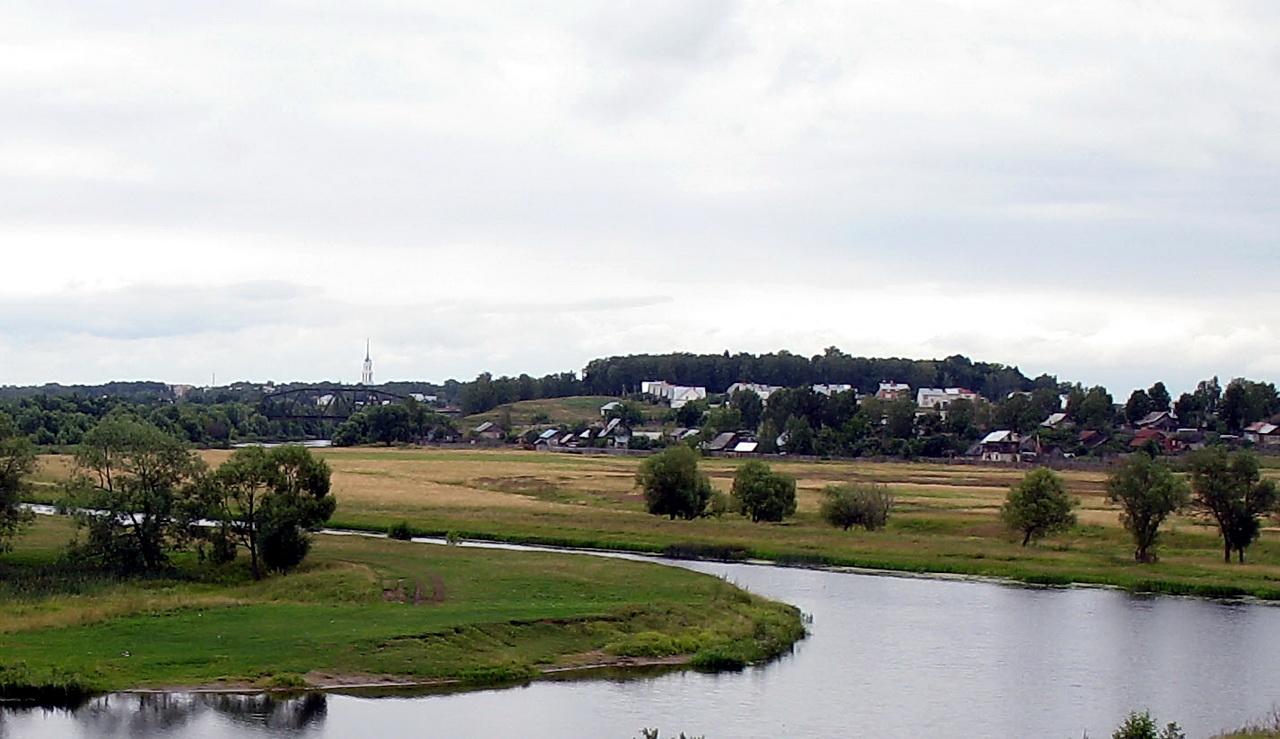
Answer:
(599, 417, 625, 437)
(537, 428, 559, 440)
(981, 430, 1016, 444)
(600, 401, 622, 411)
(1136, 411, 1175, 427)
(704, 432, 737, 451)
(473, 421, 496, 433)
(1041, 412, 1068, 428)
(1246, 422, 1280, 435)
(732, 441, 759, 453)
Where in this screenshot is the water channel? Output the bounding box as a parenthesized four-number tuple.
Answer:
(4, 537, 1280, 738)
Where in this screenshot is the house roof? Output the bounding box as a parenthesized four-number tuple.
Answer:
(600, 401, 622, 412)
(732, 441, 759, 453)
(981, 430, 1016, 444)
(1246, 422, 1280, 435)
(473, 421, 496, 433)
(1136, 411, 1175, 427)
(1041, 412, 1068, 428)
(537, 428, 559, 440)
(704, 432, 737, 451)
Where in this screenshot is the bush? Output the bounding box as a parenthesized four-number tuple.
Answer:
(259, 514, 312, 573)
(636, 446, 714, 520)
(820, 483, 894, 531)
(730, 461, 796, 523)
(1002, 468, 1077, 546)
(1112, 710, 1185, 739)
(387, 521, 414, 541)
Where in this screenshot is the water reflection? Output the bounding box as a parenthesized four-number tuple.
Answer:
(1, 693, 327, 737)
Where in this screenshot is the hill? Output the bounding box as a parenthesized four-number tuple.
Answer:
(462, 396, 622, 429)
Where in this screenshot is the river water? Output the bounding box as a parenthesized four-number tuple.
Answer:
(4, 542, 1280, 738)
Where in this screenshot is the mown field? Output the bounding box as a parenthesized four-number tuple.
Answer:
(0, 514, 801, 695)
(26, 447, 1280, 599)
(461, 396, 622, 428)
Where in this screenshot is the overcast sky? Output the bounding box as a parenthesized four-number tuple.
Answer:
(2, 1, 1277, 394)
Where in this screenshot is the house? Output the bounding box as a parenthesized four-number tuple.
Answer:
(599, 401, 622, 417)
(977, 430, 1021, 463)
(559, 432, 578, 447)
(409, 393, 438, 403)
(471, 421, 504, 441)
(812, 384, 854, 397)
(641, 381, 707, 409)
(534, 428, 561, 447)
(597, 417, 631, 446)
(725, 382, 783, 402)
(1040, 412, 1070, 429)
(731, 441, 760, 454)
(1244, 422, 1280, 447)
(916, 388, 980, 411)
(1135, 411, 1178, 432)
(876, 382, 911, 401)
(1131, 428, 1180, 454)
(1078, 429, 1108, 451)
(703, 432, 738, 453)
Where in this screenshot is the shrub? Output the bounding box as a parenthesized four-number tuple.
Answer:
(387, 521, 414, 541)
(820, 483, 894, 531)
(730, 461, 796, 523)
(1112, 710, 1185, 739)
(259, 514, 312, 573)
(1002, 468, 1077, 546)
(636, 446, 714, 520)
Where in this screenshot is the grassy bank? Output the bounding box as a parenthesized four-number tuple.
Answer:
(0, 516, 803, 699)
(27, 448, 1280, 600)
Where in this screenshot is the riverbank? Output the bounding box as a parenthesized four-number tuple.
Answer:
(0, 516, 804, 700)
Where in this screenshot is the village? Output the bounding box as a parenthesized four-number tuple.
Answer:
(461, 378, 1280, 465)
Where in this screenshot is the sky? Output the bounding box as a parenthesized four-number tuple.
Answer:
(1, 1, 1277, 395)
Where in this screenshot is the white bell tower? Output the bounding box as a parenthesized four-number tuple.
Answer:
(361, 339, 374, 385)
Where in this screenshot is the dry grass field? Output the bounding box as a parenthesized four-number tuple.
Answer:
(29, 447, 1280, 598)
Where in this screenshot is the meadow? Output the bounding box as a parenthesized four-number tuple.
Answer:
(84, 447, 1278, 599)
(0, 514, 801, 696)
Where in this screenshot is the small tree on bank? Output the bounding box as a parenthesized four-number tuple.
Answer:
(1002, 468, 1077, 546)
(730, 460, 796, 523)
(820, 483, 894, 531)
(0, 413, 36, 553)
(71, 417, 206, 573)
(636, 446, 713, 520)
(1186, 448, 1278, 564)
(207, 445, 335, 578)
(1106, 454, 1189, 563)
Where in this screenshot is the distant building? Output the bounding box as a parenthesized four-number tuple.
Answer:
(471, 421, 504, 441)
(703, 432, 738, 453)
(976, 430, 1021, 463)
(916, 388, 980, 410)
(1134, 411, 1178, 432)
(409, 393, 438, 403)
(361, 340, 374, 385)
(1244, 422, 1280, 447)
(812, 384, 854, 397)
(1040, 412, 1070, 429)
(600, 401, 622, 417)
(642, 380, 706, 409)
(876, 382, 911, 401)
(725, 382, 784, 402)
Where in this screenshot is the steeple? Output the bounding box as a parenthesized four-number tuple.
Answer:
(361, 339, 374, 385)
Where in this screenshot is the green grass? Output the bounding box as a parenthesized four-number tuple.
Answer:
(0, 517, 803, 696)
(462, 396, 635, 429)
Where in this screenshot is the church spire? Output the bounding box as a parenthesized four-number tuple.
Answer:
(361, 339, 374, 385)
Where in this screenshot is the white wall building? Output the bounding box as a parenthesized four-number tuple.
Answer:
(916, 387, 980, 410)
(642, 380, 707, 409)
(725, 382, 783, 402)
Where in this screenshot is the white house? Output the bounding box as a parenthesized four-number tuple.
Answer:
(812, 384, 854, 397)
(876, 382, 911, 400)
(916, 387, 980, 410)
(725, 382, 784, 401)
(599, 401, 622, 417)
(643, 380, 706, 408)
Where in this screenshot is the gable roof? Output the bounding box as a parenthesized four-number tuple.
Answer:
(732, 441, 759, 453)
(1136, 411, 1175, 427)
(981, 430, 1017, 444)
(1246, 422, 1280, 435)
(537, 428, 560, 440)
(473, 421, 496, 433)
(704, 432, 737, 451)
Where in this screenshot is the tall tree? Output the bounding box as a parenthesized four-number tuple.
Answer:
(635, 446, 713, 520)
(1147, 382, 1172, 413)
(71, 417, 206, 573)
(1106, 454, 1188, 563)
(729, 389, 764, 430)
(255, 445, 335, 573)
(0, 413, 36, 553)
(1125, 390, 1154, 425)
(1186, 449, 1278, 563)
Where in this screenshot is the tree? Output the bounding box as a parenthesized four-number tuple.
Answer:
(1125, 390, 1154, 425)
(206, 445, 335, 578)
(635, 446, 713, 520)
(781, 415, 814, 455)
(254, 445, 336, 573)
(729, 389, 764, 429)
(1106, 454, 1189, 563)
(1001, 468, 1077, 546)
(71, 417, 206, 573)
(0, 413, 36, 553)
(1186, 448, 1278, 563)
(820, 483, 894, 531)
(730, 460, 797, 523)
(1147, 382, 1172, 413)
(1071, 386, 1116, 430)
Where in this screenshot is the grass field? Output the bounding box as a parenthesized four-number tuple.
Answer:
(461, 396, 622, 428)
(24, 446, 1280, 600)
(0, 515, 802, 697)
(173, 447, 1280, 599)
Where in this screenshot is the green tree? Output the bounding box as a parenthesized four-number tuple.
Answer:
(1186, 448, 1278, 563)
(206, 445, 334, 578)
(254, 445, 336, 573)
(729, 389, 764, 429)
(1112, 710, 1185, 739)
(1125, 390, 1154, 424)
(71, 417, 206, 573)
(781, 415, 814, 455)
(635, 446, 713, 520)
(820, 483, 894, 531)
(1106, 454, 1189, 563)
(0, 413, 36, 553)
(1147, 382, 1172, 413)
(1001, 468, 1077, 546)
(730, 460, 797, 523)
(1071, 386, 1116, 430)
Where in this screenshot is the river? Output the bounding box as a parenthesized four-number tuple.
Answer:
(4, 538, 1280, 738)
